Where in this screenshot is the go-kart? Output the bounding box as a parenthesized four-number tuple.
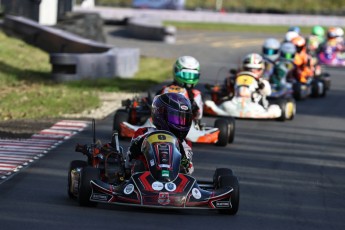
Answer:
(289, 63, 330, 100)
(204, 71, 295, 121)
(113, 96, 235, 147)
(68, 121, 240, 215)
(318, 45, 345, 67)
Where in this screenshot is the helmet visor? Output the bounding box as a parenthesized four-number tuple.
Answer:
(282, 52, 295, 60)
(263, 48, 279, 56)
(296, 45, 304, 53)
(175, 70, 200, 83)
(167, 108, 192, 128)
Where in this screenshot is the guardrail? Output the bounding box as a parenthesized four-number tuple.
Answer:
(2, 15, 140, 81)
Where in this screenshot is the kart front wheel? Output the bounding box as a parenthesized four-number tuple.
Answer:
(113, 109, 129, 138)
(213, 168, 233, 188)
(227, 117, 236, 143)
(218, 175, 240, 215)
(214, 119, 229, 147)
(78, 166, 100, 207)
(67, 160, 87, 199)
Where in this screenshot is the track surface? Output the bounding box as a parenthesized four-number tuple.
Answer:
(0, 27, 345, 230)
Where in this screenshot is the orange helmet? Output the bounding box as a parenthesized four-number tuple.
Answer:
(291, 36, 306, 53)
(327, 27, 338, 39)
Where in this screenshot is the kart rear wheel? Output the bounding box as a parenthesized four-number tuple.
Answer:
(286, 98, 296, 120)
(213, 168, 233, 188)
(67, 160, 87, 199)
(113, 109, 129, 139)
(227, 117, 236, 143)
(78, 166, 100, 207)
(214, 119, 229, 147)
(276, 98, 296, 121)
(218, 175, 240, 215)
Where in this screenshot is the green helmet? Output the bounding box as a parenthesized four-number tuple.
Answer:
(312, 26, 325, 37)
(173, 56, 200, 88)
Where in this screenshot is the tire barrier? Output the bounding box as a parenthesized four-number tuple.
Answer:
(50, 47, 140, 82)
(127, 16, 176, 43)
(2, 15, 140, 80)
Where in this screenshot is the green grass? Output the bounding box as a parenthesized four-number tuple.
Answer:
(0, 31, 172, 121)
(164, 21, 313, 35)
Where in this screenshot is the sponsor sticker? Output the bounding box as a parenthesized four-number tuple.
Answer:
(165, 182, 176, 192)
(150, 159, 155, 166)
(124, 184, 134, 195)
(181, 105, 188, 110)
(162, 170, 169, 177)
(216, 201, 230, 207)
(158, 192, 170, 205)
(152, 181, 164, 191)
(192, 188, 201, 199)
(91, 193, 108, 201)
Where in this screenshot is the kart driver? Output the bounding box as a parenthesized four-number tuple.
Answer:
(291, 35, 315, 83)
(157, 56, 203, 126)
(262, 38, 281, 80)
(125, 93, 195, 175)
(240, 53, 272, 108)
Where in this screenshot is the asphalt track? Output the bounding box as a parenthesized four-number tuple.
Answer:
(0, 27, 345, 230)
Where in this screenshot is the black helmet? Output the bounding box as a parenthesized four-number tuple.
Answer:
(151, 93, 192, 140)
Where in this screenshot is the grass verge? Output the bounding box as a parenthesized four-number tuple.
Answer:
(0, 31, 173, 121)
(164, 21, 314, 35)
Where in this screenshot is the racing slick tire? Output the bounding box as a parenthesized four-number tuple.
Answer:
(113, 109, 129, 139)
(311, 79, 327, 98)
(276, 98, 295, 121)
(226, 117, 236, 143)
(286, 98, 296, 120)
(67, 160, 87, 199)
(213, 168, 234, 188)
(78, 166, 100, 207)
(214, 119, 229, 147)
(218, 175, 240, 215)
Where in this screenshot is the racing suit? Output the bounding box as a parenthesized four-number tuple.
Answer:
(125, 127, 194, 175)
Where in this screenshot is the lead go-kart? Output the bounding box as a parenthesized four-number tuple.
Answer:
(203, 71, 296, 121)
(67, 120, 240, 215)
(113, 96, 235, 147)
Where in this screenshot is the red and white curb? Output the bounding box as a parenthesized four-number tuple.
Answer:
(0, 120, 90, 184)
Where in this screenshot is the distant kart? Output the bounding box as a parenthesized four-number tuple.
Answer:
(318, 45, 345, 67)
(204, 72, 296, 121)
(113, 97, 235, 147)
(68, 123, 240, 215)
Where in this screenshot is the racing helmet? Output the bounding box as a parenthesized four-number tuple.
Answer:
(151, 93, 192, 140)
(242, 53, 265, 79)
(291, 36, 306, 53)
(288, 26, 301, 34)
(262, 38, 281, 62)
(284, 31, 299, 42)
(173, 56, 200, 88)
(311, 26, 325, 37)
(327, 27, 338, 39)
(335, 27, 344, 37)
(280, 42, 296, 61)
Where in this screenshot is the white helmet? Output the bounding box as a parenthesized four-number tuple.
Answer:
(335, 27, 344, 37)
(262, 38, 281, 62)
(284, 31, 299, 42)
(242, 53, 264, 70)
(280, 42, 296, 61)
